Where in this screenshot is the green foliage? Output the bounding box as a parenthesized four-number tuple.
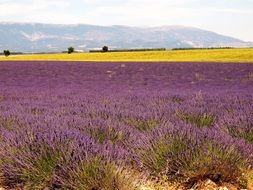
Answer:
(67, 47, 75, 54)
(176, 111, 215, 128)
(0, 116, 15, 130)
(86, 127, 126, 144)
(138, 137, 188, 176)
(138, 137, 249, 188)
(243, 129, 253, 143)
(228, 126, 253, 143)
(124, 118, 159, 131)
(1, 145, 62, 189)
(102, 46, 109, 52)
(0, 116, 25, 131)
(90, 48, 166, 53)
(183, 143, 248, 188)
(21, 151, 61, 190)
(3, 50, 10, 57)
(172, 47, 233, 51)
(62, 157, 139, 190)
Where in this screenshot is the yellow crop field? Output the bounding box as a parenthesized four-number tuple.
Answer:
(1, 48, 253, 62)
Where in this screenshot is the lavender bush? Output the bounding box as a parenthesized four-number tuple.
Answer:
(0, 61, 253, 189)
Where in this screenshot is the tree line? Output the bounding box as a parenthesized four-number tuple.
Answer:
(2, 46, 109, 57)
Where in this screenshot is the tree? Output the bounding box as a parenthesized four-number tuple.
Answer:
(3, 50, 10, 57)
(67, 47, 74, 54)
(102, 46, 108, 52)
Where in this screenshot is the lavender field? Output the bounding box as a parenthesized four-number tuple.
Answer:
(1, 61, 253, 189)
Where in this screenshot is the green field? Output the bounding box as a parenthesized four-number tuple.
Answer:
(1, 48, 253, 62)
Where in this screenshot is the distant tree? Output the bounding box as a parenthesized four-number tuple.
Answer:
(3, 50, 10, 57)
(102, 46, 109, 52)
(68, 47, 75, 54)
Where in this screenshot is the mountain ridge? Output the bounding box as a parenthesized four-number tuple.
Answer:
(0, 22, 252, 52)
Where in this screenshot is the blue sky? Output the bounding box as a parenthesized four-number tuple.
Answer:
(0, 0, 253, 41)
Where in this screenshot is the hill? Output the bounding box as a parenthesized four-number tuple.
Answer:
(0, 22, 252, 52)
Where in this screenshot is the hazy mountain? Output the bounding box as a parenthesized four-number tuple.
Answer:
(0, 22, 252, 52)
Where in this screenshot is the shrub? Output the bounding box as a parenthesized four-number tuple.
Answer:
(183, 143, 248, 188)
(61, 157, 139, 190)
(138, 136, 191, 177)
(0, 129, 90, 189)
(85, 126, 126, 144)
(0, 116, 25, 131)
(137, 135, 249, 188)
(124, 118, 159, 131)
(102, 46, 109, 52)
(68, 47, 75, 54)
(1, 145, 62, 189)
(176, 111, 215, 128)
(227, 125, 253, 143)
(3, 50, 10, 57)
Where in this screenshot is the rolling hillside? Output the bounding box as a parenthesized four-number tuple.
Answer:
(0, 22, 252, 52)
